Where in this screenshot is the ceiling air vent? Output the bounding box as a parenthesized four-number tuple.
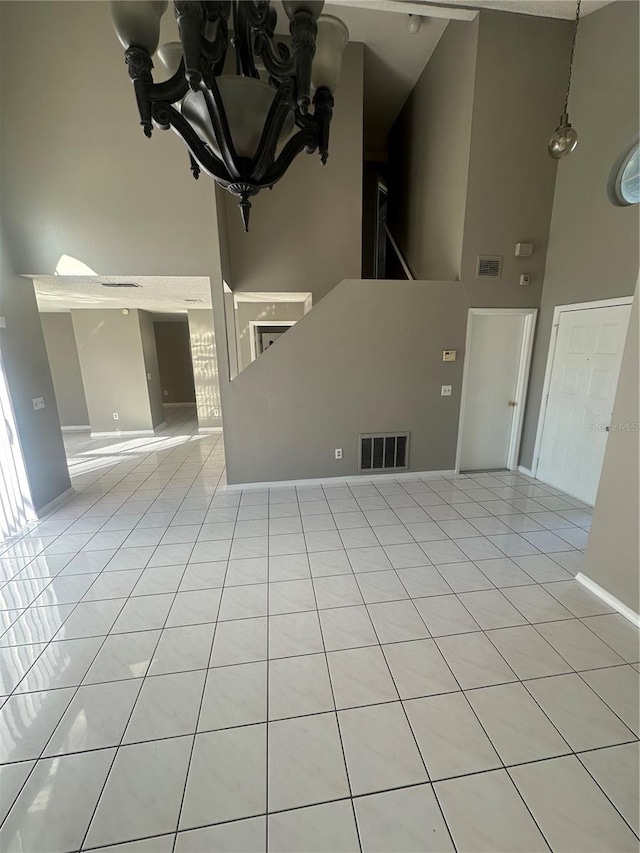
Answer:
(100, 282, 140, 288)
(359, 433, 409, 472)
(476, 255, 503, 279)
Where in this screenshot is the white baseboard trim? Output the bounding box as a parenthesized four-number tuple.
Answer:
(36, 487, 76, 519)
(576, 572, 640, 628)
(198, 426, 223, 433)
(517, 465, 535, 477)
(223, 469, 458, 492)
(61, 425, 91, 433)
(163, 402, 196, 407)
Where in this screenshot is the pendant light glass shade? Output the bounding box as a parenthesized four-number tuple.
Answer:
(548, 114, 578, 159)
(181, 77, 295, 159)
(156, 42, 183, 78)
(282, 1, 325, 20)
(111, 0, 168, 53)
(311, 15, 349, 95)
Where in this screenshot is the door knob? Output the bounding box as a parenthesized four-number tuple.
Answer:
(508, 400, 517, 407)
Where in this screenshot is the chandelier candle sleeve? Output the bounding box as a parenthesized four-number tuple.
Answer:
(111, 0, 349, 231)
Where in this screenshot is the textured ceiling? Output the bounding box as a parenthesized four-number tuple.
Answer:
(33, 277, 313, 314)
(33, 276, 212, 313)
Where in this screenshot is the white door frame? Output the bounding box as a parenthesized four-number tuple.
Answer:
(455, 308, 538, 473)
(531, 295, 634, 479)
(249, 320, 296, 362)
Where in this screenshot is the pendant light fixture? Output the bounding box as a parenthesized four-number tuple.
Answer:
(111, 1, 349, 231)
(548, 0, 581, 159)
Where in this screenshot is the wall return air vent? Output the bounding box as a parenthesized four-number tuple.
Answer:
(359, 433, 409, 472)
(476, 255, 503, 279)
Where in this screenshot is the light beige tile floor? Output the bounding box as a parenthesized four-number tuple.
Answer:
(0, 405, 638, 852)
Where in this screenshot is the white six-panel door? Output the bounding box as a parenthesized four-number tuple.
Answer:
(536, 302, 632, 505)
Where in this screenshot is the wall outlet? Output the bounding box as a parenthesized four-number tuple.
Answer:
(113, 412, 119, 420)
(335, 448, 343, 460)
(147, 373, 152, 381)
(213, 409, 219, 417)
(164, 390, 169, 396)
(32, 397, 45, 411)
(442, 350, 457, 362)
(441, 385, 452, 397)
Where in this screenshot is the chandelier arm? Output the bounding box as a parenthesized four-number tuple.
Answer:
(259, 126, 319, 187)
(250, 79, 296, 182)
(200, 82, 243, 180)
(234, 1, 260, 79)
(254, 32, 295, 80)
(243, 1, 271, 31)
(288, 10, 317, 113)
(200, 17, 230, 69)
(151, 101, 231, 183)
(174, 1, 206, 90)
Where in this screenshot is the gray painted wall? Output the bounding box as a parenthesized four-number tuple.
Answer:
(460, 11, 571, 308)
(72, 309, 158, 434)
(139, 311, 165, 429)
(223, 43, 364, 303)
(154, 321, 196, 404)
(40, 313, 89, 428)
(388, 10, 570, 307)
(221, 280, 469, 485)
(387, 20, 478, 281)
(0, 229, 71, 511)
(235, 301, 306, 373)
(188, 310, 222, 430)
(584, 286, 638, 612)
(520, 0, 640, 467)
(0, 1, 217, 277)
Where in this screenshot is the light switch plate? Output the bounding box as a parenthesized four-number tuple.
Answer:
(441, 385, 452, 397)
(32, 397, 45, 411)
(442, 350, 457, 362)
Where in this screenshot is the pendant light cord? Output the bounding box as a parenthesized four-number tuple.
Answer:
(564, 0, 581, 114)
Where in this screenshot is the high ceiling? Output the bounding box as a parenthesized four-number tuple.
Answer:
(154, 0, 613, 163)
(320, 0, 612, 158)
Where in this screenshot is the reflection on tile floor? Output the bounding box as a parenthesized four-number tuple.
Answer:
(0, 406, 638, 852)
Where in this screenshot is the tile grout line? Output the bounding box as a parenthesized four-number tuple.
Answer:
(77, 531, 203, 851)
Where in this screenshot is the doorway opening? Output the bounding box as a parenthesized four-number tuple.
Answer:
(456, 308, 537, 473)
(249, 321, 295, 361)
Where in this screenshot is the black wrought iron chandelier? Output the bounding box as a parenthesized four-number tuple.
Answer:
(111, 1, 349, 231)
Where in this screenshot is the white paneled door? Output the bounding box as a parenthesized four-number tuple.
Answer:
(536, 302, 632, 505)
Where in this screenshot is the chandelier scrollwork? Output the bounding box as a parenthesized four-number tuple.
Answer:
(111, 0, 349, 230)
